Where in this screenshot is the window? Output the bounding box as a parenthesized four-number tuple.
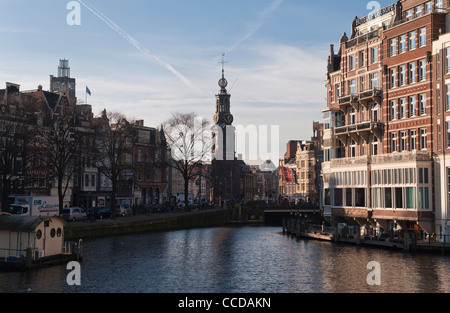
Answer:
(385, 188, 392, 208)
(372, 136, 379, 155)
(325, 189, 331, 205)
(359, 51, 365, 68)
(400, 35, 407, 53)
(419, 59, 426, 81)
(395, 187, 403, 209)
(420, 128, 427, 150)
(409, 62, 416, 83)
(437, 89, 441, 115)
(350, 108, 356, 124)
(355, 188, 365, 207)
(399, 65, 406, 86)
(390, 100, 397, 120)
(323, 112, 331, 130)
(406, 9, 413, 20)
(390, 38, 397, 56)
(334, 188, 342, 206)
(370, 72, 378, 89)
(446, 48, 450, 74)
(406, 187, 415, 209)
(400, 98, 406, 118)
(437, 0, 443, 12)
(416, 5, 423, 16)
(419, 28, 426, 47)
(438, 123, 442, 151)
(401, 131, 407, 151)
(335, 83, 341, 98)
(350, 139, 356, 158)
(409, 31, 416, 50)
(349, 55, 355, 70)
(390, 68, 397, 88)
(410, 130, 417, 150)
(447, 122, 450, 148)
(419, 187, 429, 209)
(370, 47, 378, 64)
(425, 1, 433, 13)
(324, 149, 330, 162)
(349, 79, 356, 95)
(345, 188, 352, 207)
(446, 84, 450, 111)
(409, 96, 417, 117)
(372, 103, 379, 122)
(391, 132, 398, 153)
(419, 94, 427, 115)
(373, 188, 382, 208)
(360, 76, 365, 92)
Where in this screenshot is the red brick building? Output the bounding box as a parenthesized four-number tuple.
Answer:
(322, 0, 448, 240)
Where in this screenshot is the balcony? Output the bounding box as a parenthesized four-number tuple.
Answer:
(335, 121, 382, 138)
(345, 29, 380, 49)
(371, 150, 431, 164)
(359, 88, 382, 105)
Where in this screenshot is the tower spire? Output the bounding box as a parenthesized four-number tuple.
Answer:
(218, 53, 228, 92)
(219, 53, 228, 78)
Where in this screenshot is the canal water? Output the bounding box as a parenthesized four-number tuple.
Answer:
(1, 226, 450, 293)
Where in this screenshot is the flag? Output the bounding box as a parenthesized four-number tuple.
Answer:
(286, 168, 292, 182)
(86, 86, 91, 96)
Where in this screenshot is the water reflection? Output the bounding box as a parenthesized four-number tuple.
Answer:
(1, 226, 450, 293)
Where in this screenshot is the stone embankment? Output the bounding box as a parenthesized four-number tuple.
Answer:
(65, 208, 232, 241)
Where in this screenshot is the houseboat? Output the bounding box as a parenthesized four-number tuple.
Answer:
(0, 214, 82, 270)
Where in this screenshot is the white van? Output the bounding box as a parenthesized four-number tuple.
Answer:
(62, 207, 87, 222)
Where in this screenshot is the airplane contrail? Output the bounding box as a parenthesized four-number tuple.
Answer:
(77, 0, 201, 93)
(229, 0, 284, 52)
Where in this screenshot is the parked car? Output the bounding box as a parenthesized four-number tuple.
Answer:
(87, 207, 112, 220)
(62, 207, 87, 222)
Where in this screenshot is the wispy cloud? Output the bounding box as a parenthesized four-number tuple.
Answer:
(229, 0, 284, 52)
(0, 27, 39, 34)
(77, 0, 201, 93)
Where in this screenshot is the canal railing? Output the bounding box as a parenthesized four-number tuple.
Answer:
(282, 217, 450, 254)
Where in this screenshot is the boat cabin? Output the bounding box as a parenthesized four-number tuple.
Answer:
(0, 215, 68, 261)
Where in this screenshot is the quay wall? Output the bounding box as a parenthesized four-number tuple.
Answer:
(65, 209, 232, 241)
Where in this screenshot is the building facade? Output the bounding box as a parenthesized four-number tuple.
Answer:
(322, 0, 448, 240)
(211, 57, 254, 203)
(0, 60, 168, 211)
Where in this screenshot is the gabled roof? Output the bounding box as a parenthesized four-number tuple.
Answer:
(0, 216, 66, 232)
(42, 91, 61, 111)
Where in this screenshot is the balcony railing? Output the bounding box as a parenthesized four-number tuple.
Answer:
(359, 88, 382, 101)
(334, 121, 382, 135)
(388, 7, 448, 29)
(371, 151, 431, 164)
(346, 29, 380, 49)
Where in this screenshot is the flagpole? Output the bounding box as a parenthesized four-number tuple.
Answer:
(85, 86, 87, 104)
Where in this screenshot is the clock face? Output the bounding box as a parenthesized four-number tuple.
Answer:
(225, 114, 233, 124)
(213, 113, 219, 124)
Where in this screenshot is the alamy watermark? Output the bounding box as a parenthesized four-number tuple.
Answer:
(66, 261, 81, 286)
(67, 1, 81, 26)
(366, 261, 381, 286)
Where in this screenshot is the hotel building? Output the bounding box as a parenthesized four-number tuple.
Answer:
(322, 0, 448, 240)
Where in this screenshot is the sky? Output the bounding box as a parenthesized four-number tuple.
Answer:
(0, 0, 395, 164)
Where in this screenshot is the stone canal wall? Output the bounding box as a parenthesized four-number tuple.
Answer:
(65, 208, 232, 241)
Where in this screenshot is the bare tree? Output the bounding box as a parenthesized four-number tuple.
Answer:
(93, 110, 136, 220)
(0, 103, 34, 211)
(35, 98, 87, 215)
(163, 112, 212, 209)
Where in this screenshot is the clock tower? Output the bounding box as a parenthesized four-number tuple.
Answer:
(212, 54, 235, 161)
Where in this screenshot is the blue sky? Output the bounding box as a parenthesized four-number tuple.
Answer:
(0, 0, 395, 163)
